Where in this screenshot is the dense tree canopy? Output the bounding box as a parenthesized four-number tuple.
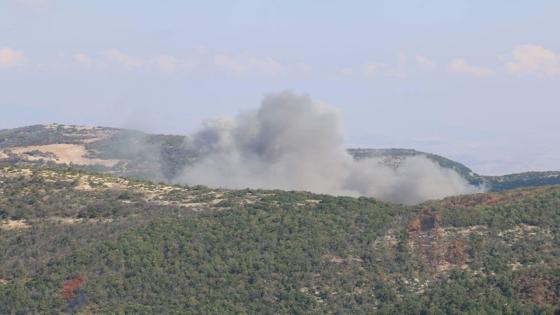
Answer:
(0, 166, 558, 314)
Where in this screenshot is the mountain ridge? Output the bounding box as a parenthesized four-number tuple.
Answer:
(1, 123, 558, 193)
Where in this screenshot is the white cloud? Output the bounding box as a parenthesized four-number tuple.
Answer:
(387, 53, 408, 79)
(73, 53, 97, 68)
(0, 47, 26, 69)
(504, 44, 560, 77)
(447, 58, 495, 77)
(337, 67, 354, 76)
(154, 55, 198, 73)
(74, 50, 198, 73)
(415, 55, 435, 71)
(103, 49, 146, 70)
(213, 53, 287, 76)
(361, 62, 389, 76)
(338, 54, 409, 79)
(339, 63, 401, 78)
(336, 62, 391, 78)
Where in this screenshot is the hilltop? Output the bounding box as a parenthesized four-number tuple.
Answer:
(1, 124, 559, 193)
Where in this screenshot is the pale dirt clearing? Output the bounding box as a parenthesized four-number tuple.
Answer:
(44, 217, 114, 224)
(0, 219, 31, 231)
(45, 123, 97, 131)
(10, 144, 120, 167)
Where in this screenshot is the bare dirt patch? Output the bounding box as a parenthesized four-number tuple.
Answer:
(0, 168, 33, 178)
(10, 144, 119, 167)
(74, 180, 94, 191)
(0, 219, 31, 231)
(48, 217, 84, 225)
(324, 254, 363, 264)
(45, 123, 96, 131)
(104, 182, 128, 190)
(45, 217, 114, 225)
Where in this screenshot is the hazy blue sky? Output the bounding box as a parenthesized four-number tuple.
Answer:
(1, 0, 559, 174)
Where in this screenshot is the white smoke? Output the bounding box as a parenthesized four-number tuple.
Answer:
(175, 91, 483, 204)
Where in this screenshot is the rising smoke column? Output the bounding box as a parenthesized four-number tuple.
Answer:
(175, 91, 482, 204)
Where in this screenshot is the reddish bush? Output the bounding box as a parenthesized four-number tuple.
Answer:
(408, 217, 421, 233)
(60, 274, 86, 300)
(446, 240, 467, 265)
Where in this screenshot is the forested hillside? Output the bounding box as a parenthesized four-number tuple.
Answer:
(1, 166, 558, 314)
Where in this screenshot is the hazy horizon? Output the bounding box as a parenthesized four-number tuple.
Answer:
(1, 0, 559, 175)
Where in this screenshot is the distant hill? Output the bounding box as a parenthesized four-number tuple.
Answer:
(1, 124, 559, 192)
(0, 166, 558, 313)
(348, 148, 483, 185)
(348, 148, 560, 192)
(1, 125, 559, 313)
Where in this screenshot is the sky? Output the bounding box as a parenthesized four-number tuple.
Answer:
(0, 0, 559, 175)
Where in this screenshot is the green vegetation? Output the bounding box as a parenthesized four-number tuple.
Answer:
(0, 124, 116, 148)
(349, 148, 560, 191)
(348, 148, 483, 185)
(0, 166, 558, 314)
(484, 171, 560, 191)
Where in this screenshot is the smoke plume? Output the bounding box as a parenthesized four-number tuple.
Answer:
(175, 91, 482, 204)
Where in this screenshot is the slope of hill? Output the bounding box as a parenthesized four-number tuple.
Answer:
(349, 148, 560, 191)
(1, 124, 559, 193)
(0, 166, 558, 313)
(348, 148, 482, 185)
